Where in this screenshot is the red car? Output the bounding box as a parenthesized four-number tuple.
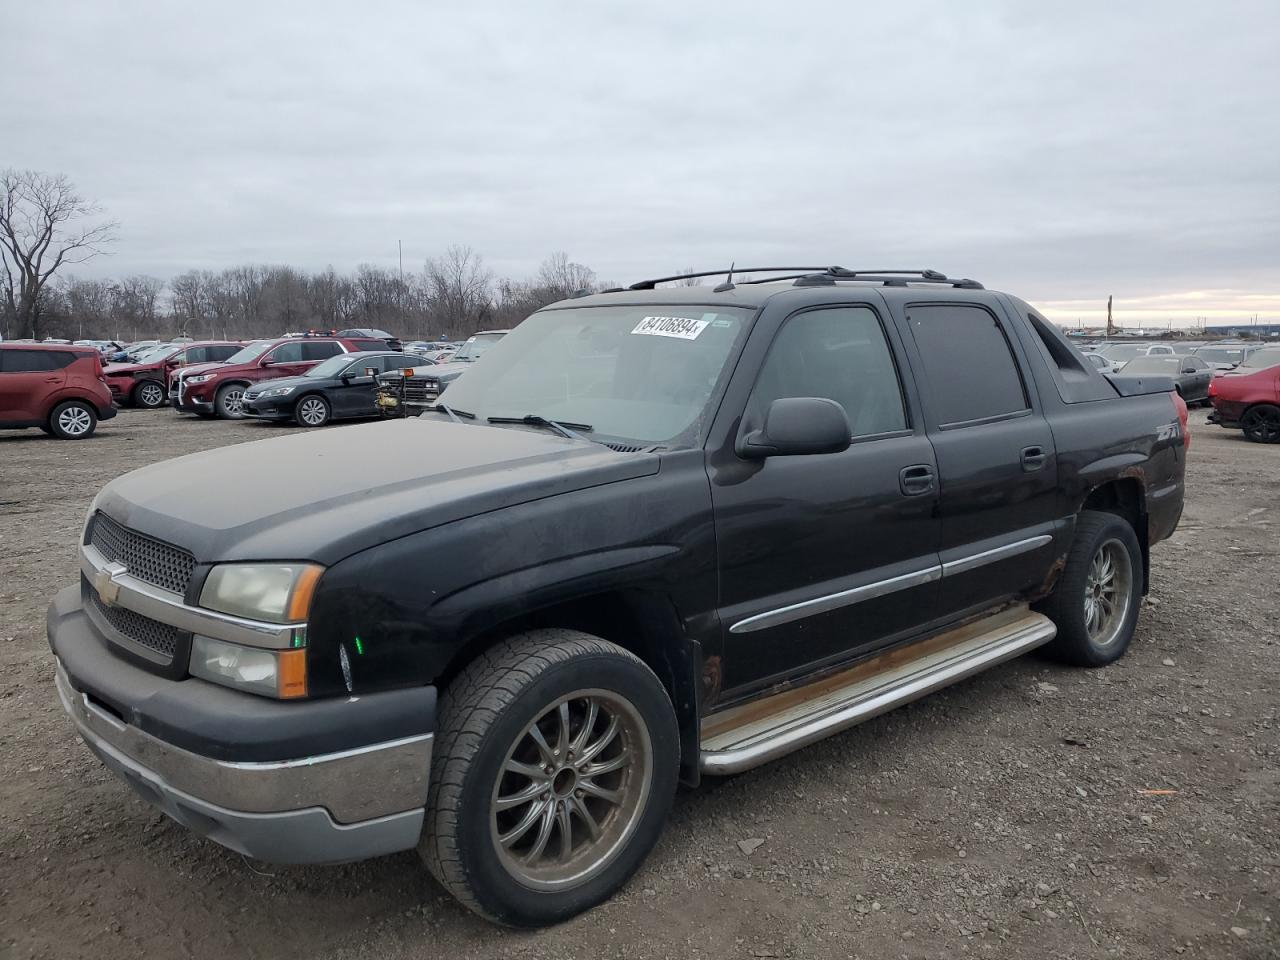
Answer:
(1207, 346, 1280, 442)
(170, 334, 393, 419)
(0, 343, 117, 439)
(102, 340, 243, 408)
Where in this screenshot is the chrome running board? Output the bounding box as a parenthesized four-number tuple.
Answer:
(699, 606, 1056, 775)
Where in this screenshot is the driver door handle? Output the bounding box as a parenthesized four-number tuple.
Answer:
(899, 464, 935, 496)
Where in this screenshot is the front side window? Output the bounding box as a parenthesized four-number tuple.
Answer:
(441, 305, 755, 445)
(749, 306, 907, 437)
(267, 342, 306, 363)
(906, 304, 1029, 426)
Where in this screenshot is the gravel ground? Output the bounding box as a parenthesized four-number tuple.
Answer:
(1, 407, 1277, 959)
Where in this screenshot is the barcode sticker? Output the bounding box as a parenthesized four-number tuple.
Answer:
(631, 316, 711, 340)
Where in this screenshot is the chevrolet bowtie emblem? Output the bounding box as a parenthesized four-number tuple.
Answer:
(94, 562, 128, 606)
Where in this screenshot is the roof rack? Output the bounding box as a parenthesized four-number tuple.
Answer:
(626, 267, 983, 291)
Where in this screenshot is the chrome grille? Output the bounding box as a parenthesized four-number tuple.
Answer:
(400, 379, 440, 406)
(89, 592, 179, 661)
(89, 512, 195, 596)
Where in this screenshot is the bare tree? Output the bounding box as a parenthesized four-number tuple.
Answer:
(537, 252, 597, 300)
(424, 245, 494, 337)
(0, 170, 117, 338)
(674, 266, 703, 287)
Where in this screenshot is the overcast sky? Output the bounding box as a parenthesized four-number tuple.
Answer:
(7, 1, 1280, 325)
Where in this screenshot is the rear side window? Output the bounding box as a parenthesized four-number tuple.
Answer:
(751, 306, 908, 437)
(906, 304, 1029, 426)
(303, 341, 342, 361)
(0, 349, 74, 372)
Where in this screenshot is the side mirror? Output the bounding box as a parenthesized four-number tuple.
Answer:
(1182, 366, 1196, 374)
(738, 397, 851, 459)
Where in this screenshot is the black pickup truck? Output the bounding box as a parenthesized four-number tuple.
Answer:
(48, 268, 1187, 927)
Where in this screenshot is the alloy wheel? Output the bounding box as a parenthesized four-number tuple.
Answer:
(58, 406, 93, 436)
(220, 389, 245, 417)
(1082, 538, 1133, 648)
(490, 690, 652, 891)
(298, 397, 328, 426)
(1242, 406, 1280, 443)
(137, 382, 165, 407)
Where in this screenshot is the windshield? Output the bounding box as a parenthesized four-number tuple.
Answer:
(451, 333, 505, 362)
(1238, 347, 1280, 370)
(306, 354, 362, 378)
(1191, 346, 1248, 364)
(132, 345, 176, 363)
(440, 305, 755, 446)
(1097, 343, 1149, 361)
(224, 340, 272, 364)
(1122, 357, 1181, 374)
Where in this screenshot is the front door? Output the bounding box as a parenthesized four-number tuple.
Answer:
(709, 303, 942, 698)
(331, 356, 386, 417)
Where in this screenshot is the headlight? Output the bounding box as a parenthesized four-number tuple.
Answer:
(190, 635, 307, 698)
(187, 373, 215, 383)
(258, 385, 296, 398)
(200, 563, 323, 623)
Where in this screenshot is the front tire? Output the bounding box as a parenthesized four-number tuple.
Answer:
(420, 630, 679, 927)
(215, 383, 247, 420)
(1241, 403, 1280, 443)
(1036, 510, 1142, 666)
(131, 379, 166, 408)
(294, 394, 331, 427)
(48, 401, 97, 439)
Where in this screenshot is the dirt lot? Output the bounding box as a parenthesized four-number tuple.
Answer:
(1, 407, 1277, 959)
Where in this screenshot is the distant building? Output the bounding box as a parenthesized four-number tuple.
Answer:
(1204, 323, 1280, 338)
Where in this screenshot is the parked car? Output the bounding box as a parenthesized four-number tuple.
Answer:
(0, 343, 117, 438)
(1112, 354, 1213, 406)
(1093, 342, 1167, 372)
(1082, 352, 1111, 371)
(1207, 346, 1280, 442)
(242, 351, 430, 427)
(375, 329, 509, 416)
(170, 334, 391, 419)
(1189, 343, 1259, 371)
(336, 328, 402, 352)
(102, 341, 243, 408)
(48, 267, 1187, 926)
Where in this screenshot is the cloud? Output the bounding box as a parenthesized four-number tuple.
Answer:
(6, 0, 1279, 324)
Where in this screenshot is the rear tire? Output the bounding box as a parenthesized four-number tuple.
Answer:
(420, 630, 679, 927)
(48, 401, 97, 440)
(131, 379, 166, 408)
(1241, 403, 1280, 443)
(1036, 510, 1142, 666)
(215, 383, 247, 420)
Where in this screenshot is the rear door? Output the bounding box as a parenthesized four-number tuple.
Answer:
(710, 301, 942, 696)
(896, 299, 1061, 617)
(0, 349, 65, 421)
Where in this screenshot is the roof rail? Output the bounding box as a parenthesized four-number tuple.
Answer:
(626, 267, 983, 291)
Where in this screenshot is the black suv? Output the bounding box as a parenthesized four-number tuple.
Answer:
(48, 268, 1186, 927)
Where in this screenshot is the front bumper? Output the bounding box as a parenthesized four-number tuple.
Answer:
(49, 585, 435, 863)
(243, 398, 292, 420)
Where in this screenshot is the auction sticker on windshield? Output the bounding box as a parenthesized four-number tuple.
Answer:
(632, 316, 711, 340)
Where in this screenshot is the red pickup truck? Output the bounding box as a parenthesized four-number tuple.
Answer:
(170, 334, 392, 418)
(0, 343, 116, 438)
(103, 341, 242, 408)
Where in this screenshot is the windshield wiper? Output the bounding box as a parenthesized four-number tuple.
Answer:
(487, 414, 593, 440)
(424, 403, 476, 422)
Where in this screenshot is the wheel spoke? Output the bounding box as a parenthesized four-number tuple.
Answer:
(577, 714, 619, 765)
(526, 723, 557, 766)
(495, 780, 546, 811)
(505, 758, 549, 781)
(578, 778, 624, 805)
(555, 701, 571, 757)
(499, 797, 550, 848)
(582, 749, 631, 779)
(556, 799, 574, 862)
(523, 798, 558, 862)
(569, 795, 601, 840)
(570, 699, 599, 754)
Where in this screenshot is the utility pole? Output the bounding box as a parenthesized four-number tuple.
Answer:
(1106, 295, 1114, 337)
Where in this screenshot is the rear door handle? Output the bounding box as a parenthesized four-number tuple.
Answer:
(899, 464, 935, 496)
(1021, 445, 1049, 472)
